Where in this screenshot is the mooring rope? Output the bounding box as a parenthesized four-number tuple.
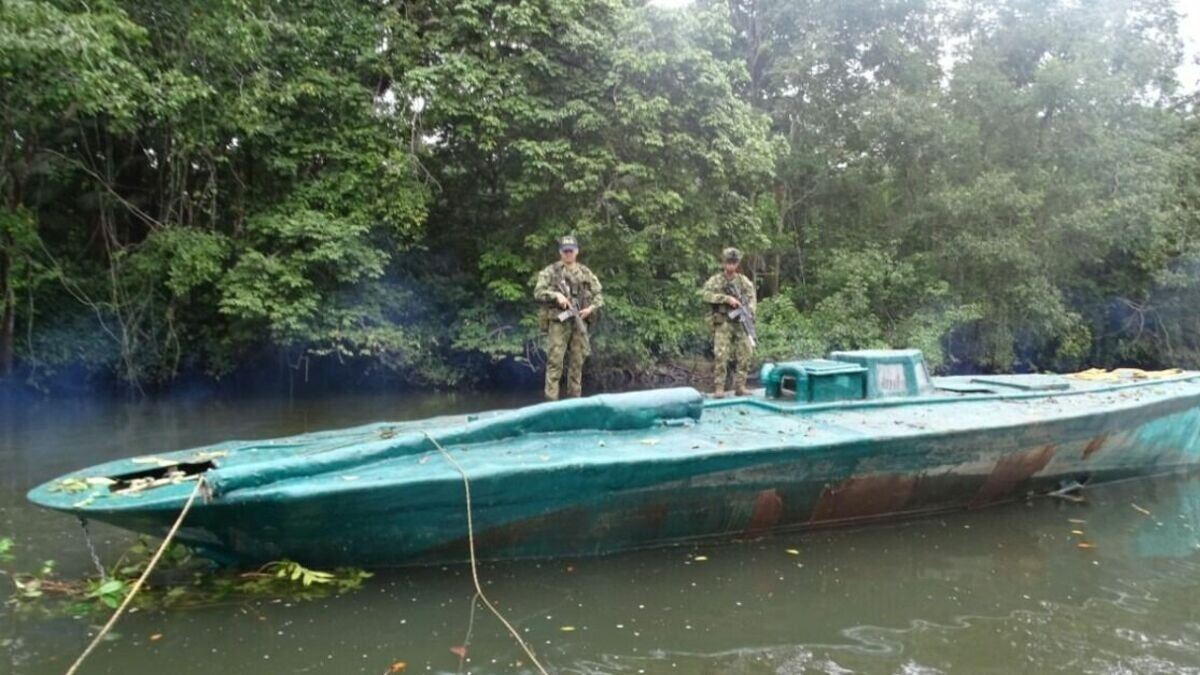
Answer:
(424, 433, 549, 675)
(65, 475, 205, 675)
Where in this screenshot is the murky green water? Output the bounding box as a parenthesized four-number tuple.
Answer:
(3, 389, 1200, 674)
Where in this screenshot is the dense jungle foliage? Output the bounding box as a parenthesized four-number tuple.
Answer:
(2, 0, 1198, 391)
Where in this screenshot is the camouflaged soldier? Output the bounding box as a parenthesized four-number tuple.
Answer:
(534, 235, 604, 400)
(702, 247, 756, 397)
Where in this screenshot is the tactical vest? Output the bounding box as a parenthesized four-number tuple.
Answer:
(708, 274, 752, 329)
(539, 263, 596, 331)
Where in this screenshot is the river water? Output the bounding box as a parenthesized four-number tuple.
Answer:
(3, 389, 1200, 674)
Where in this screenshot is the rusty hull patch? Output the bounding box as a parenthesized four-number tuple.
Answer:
(808, 474, 917, 524)
(745, 489, 784, 534)
(970, 444, 1055, 507)
(1081, 435, 1108, 460)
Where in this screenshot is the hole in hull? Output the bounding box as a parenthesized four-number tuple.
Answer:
(108, 461, 215, 492)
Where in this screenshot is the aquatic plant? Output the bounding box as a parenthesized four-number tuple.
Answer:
(1, 537, 372, 617)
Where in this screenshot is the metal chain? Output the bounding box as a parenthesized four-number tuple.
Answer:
(76, 517, 107, 578)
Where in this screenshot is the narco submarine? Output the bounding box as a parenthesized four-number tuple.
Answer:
(27, 350, 1200, 567)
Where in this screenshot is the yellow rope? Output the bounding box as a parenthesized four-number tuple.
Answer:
(424, 433, 549, 675)
(65, 476, 205, 675)
(1069, 367, 1184, 382)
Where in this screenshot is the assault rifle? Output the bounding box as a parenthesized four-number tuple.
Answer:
(725, 282, 757, 348)
(556, 279, 592, 356)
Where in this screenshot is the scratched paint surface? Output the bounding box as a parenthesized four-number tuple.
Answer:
(3, 390, 1199, 674)
(24, 374, 1200, 566)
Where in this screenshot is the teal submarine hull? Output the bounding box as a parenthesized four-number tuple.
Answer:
(27, 350, 1200, 567)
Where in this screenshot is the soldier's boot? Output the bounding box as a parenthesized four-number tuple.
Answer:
(734, 373, 749, 397)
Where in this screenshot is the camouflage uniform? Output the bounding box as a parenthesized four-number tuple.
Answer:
(534, 260, 603, 400)
(702, 265, 756, 395)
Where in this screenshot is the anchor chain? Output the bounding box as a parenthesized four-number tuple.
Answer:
(76, 516, 107, 578)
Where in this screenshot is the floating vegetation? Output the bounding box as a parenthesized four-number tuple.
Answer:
(1, 537, 372, 619)
(236, 561, 373, 594)
(48, 478, 91, 494)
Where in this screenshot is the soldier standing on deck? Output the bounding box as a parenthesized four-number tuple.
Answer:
(702, 247, 757, 397)
(534, 235, 604, 400)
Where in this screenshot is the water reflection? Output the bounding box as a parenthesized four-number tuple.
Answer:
(1132, 476, 1200, 560)
(3, 391, 1200, 674)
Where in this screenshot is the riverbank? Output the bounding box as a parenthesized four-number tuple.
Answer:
(0, 351, 722, 400)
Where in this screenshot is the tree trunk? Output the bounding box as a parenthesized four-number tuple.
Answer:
(767, 181, 787, 298)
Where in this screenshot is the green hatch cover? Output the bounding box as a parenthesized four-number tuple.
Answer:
(831, 349, 932, 398)
(762, 350, 932, 402)
(760, 359, 868, 403)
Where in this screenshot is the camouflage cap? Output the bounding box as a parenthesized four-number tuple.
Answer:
(722, 247, 742, 263)
(559, 235, 580, 251)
